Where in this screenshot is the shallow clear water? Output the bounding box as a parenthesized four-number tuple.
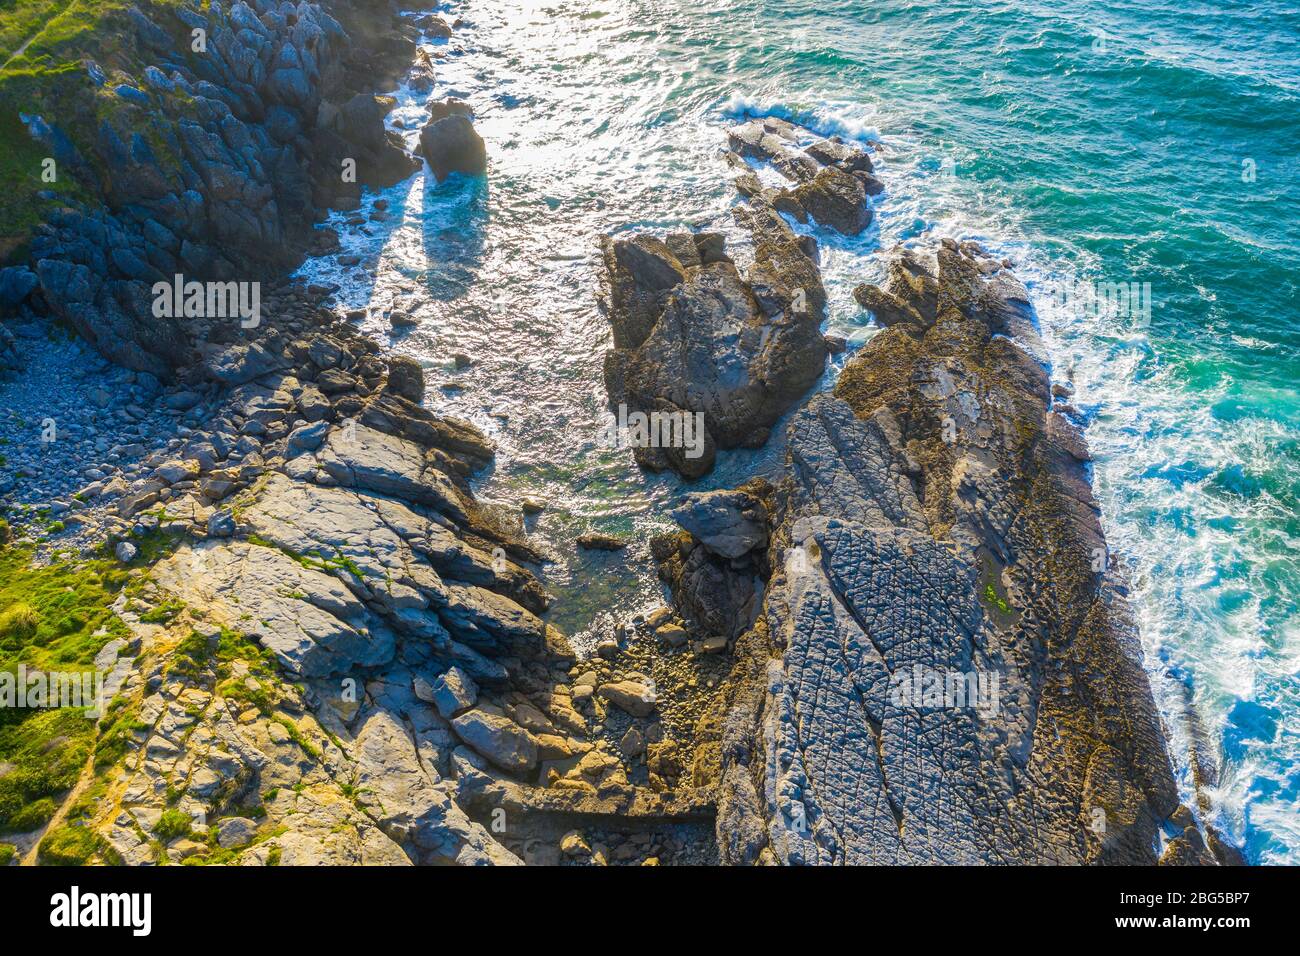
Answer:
(298, 0, 1300, 862)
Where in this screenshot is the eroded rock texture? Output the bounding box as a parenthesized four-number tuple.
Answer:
(598, 210, 830, 479)
(20, 0, 420, 378)
(726, 116, 883, 236)
(84, 353, 717, 865)
(666, 239, 1224, 865)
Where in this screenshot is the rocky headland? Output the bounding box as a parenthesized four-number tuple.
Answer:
(0, 4, 1239, 867)
(655, 237, 1236, 864)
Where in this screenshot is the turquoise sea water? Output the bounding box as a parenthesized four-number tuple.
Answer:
(301, 0, 1299, 862)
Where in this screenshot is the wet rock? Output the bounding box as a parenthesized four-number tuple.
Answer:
(577, 533, 626, 551)
(419, 114, 487, 182)
(599, 221, 827, 477)
(426, 99, 473, 124)
(385, 354, 425, 402)
(599, 235, 686, 349)
(792, 166, 873, 235)
(727, 118, 876, 236)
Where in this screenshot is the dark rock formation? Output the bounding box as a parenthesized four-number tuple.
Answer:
(726, 116, 882, 235)
(17, 0, 423, 379)
(662, 239, 1228, 865)
(598, 212, 829, 479)
(419, 114, 487, 182)
(313, 92, 422, 207)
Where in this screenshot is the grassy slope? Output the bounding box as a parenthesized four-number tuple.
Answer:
(0, 543, 131, 834)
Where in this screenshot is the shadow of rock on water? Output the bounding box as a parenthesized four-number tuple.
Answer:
(420, 172, 490, 303)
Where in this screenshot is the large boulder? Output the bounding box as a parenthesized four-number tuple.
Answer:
(385, 354, 425, 402)
(793, 166, 872, 235)
(599, 217, 828, 478)
(0, 266, 37, 312)
(419, 114, 487, 182)
(451, 709, 538, 774)
(670, 489, 768, 560)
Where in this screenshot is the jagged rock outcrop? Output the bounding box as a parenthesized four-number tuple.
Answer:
(17, 0, 422, 379)
(86, 390, 562, 864)
(663, 239, 1226, 865)
(726, 116, 882, 235)
(598, 211, 830, 478)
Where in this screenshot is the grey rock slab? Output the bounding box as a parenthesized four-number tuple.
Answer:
(450, 709, 538, 775)
(429, 665, 477, 719)
(314, 422, 470, 522)
(153, 540, 394, 678)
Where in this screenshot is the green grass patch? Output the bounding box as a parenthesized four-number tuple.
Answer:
(274, 717, 320, 761)
(138, 599, 184, 624)
(36, 821, 101, 864)
(246, 533, 367, 581)
(0, 706, 92, 832)
(0, 544, 129, 672)
(0, 545, 137, 832)
(163, 629, 214, 682)
(982, 581, 1012, 616)
(93, 704, 148, 770)
(0, 841, 14, 865)
(0, 602, 38, 641)
(152, 807, 194, 842)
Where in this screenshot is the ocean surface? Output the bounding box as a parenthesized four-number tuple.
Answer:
(297, 0, 1300, 863)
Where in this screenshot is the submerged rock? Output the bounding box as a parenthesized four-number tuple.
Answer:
(577, 533, 627, 551)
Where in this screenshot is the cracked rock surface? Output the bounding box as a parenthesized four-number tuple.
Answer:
(661, 239, 1229, 865)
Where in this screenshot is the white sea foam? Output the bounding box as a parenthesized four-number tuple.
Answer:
(720, 93, 882, 144)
